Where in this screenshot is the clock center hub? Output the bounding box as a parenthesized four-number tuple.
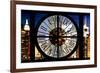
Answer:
(49, 28, 66, 46)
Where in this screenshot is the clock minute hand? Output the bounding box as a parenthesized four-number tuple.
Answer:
(63, 25, 72, 35)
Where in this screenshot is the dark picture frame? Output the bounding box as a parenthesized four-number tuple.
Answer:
(11, 1, 97, 72)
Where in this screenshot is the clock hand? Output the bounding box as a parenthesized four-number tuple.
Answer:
(63, 26, 72, 35)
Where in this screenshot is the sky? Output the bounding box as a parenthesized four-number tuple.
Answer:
(21, 10, 90, 30)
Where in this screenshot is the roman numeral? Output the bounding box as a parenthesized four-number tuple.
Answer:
(52, 48, 57, 57)
(40, 41, 50, 52)
(37, 31, 49, 36)
(59, 16, 63, 27)
(67, 39, 76, 48)
(43, 22, 52, 31)
(38, 38, 46, 41)
(40, 26, 47, 31)
(52, 16, 57, 23)
(59, 46, 65, 57)
(47, 49, 52, 56)
(68, 31, 77, 36)
(63, 47, 72, 54)
(48, 18, 52, 25)
(63, 17, 70, 25)
(47, 15, 57, 28)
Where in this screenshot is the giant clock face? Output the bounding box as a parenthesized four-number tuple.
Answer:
(36, 15, 78, 59)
